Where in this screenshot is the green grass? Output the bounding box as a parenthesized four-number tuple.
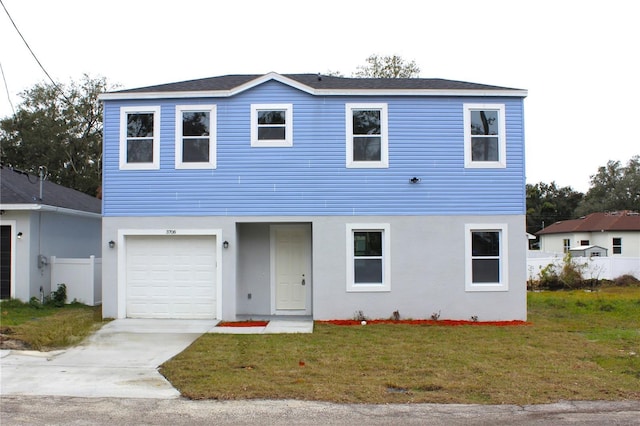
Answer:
(161, 287, 640, 404)
(0, 299, 103, 350)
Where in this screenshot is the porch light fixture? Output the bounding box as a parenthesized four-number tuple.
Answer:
(409, 177, 421, 184)
(108, 240, 115, 248)
(223, 241, 229, 249)
(17, 232, 23, 239)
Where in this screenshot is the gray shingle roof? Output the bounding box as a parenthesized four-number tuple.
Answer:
(0, 166, 101, 214)
(111, 73, 523, 94)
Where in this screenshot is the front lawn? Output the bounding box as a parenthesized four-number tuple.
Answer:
(161, 287, 640, 404)
(0, 299, 102, 350)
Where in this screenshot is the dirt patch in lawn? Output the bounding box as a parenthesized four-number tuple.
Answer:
(0, 326, 31, 350)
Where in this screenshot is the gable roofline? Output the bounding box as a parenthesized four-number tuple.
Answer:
(99, 72, 528, 101)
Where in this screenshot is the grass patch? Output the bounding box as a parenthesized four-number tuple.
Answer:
(0, 299, 103, 350)
(162, 287, 640, 404)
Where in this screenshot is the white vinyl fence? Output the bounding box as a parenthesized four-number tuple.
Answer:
(527, 254, 640, 282)
(50, 256, 102, 306)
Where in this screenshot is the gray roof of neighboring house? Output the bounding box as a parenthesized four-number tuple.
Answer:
(0, 166, 101, 214)
(108, 73, 524, 95)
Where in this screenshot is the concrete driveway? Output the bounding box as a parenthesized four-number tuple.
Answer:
(0, 319, 217, 398)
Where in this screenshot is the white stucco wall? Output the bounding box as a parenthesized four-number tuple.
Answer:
(103, 214, 527, 321)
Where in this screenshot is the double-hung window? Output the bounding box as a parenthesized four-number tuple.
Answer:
(346, 224, 391, 292)
(120, 106, 160, 170)
(250, 104, 293, 147)
(465, 224, 508, 291)
(463, 104, 506, 168)
(175, 105, 216, 169)
(612, 237, 622, 254)
(346, 103, 389, 168)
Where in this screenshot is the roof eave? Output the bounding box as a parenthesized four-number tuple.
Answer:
(99, 88, 528, 101)
(0, 203, 101, 218)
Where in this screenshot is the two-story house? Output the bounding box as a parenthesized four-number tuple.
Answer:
(99, 73, 527, 321)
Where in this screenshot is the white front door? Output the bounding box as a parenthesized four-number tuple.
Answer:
(273, 225, 311, 312)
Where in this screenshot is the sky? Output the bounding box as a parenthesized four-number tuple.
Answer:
(1, 0, 638, 193)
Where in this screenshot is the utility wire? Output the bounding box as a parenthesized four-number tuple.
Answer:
(0, 0, 73, 106)
(0, 61, 16, 115)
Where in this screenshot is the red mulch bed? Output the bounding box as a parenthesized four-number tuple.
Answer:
(317, 319, 530, 326)
(217, 321, 269, 327)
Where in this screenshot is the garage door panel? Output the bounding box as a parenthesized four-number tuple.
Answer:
(126, 235, 217, 319)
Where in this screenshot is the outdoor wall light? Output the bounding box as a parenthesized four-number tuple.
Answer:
(409, 177, 421, 184)
(223, 241, 229, 249)
(17, 232, 23, 239)
(108, 240, 115, 248)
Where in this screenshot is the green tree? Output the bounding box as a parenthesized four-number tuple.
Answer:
(354, 54, 420, 78)
(575, 155, 640, 216)
(526, 182, 583, 235)
(0, 75, 110, 196)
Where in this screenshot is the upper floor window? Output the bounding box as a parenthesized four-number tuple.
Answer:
(250, 104, 293, 147)
(463, 104, 506, 168)
(612, 237, 622, 254)
(346, 103, 389, 168)
(175, 105, 216, 169)
(346, 223, 391, 292)
(120, 106, 160, 170)
(465, 224, 509, 291)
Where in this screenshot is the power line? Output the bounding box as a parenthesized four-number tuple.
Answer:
(0, 0, 73, 105)
(0, 61, 15, 115)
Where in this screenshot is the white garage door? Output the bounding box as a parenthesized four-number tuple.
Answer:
(126, 235, 217, 319)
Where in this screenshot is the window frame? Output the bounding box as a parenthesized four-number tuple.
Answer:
(465, 223, 509, 292)
(119, 106, 161, 170)
(463, 103, 506, 169)
(345, 103, 389, 168)
(250, 104, 293, 147)
(563, 238, 571, 253)
(175, 105, 217, 169)
(346, 223, 391, 292)
(612, 237, 622, 254)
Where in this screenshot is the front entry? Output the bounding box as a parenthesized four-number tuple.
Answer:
(272, 225, 311, 314)
(0, 225, 12, 299)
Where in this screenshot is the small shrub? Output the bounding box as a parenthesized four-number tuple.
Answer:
(49, 284, 67, 307)
(353, 310, 368, 321)
(613, 274, 640, 287)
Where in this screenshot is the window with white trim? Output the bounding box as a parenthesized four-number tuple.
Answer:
(346, 224, 391, 292)
(120, 106, 161, 170)
(250, 104, 293, 147)
(346, 103, 389, 168)
(465, 224, 508, 291)
(563, 238, 571, 253)
(463, 104, 506, 168)
(175, 105, 216, 169)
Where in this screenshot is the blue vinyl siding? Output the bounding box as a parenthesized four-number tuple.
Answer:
(103, 81, 525, 217)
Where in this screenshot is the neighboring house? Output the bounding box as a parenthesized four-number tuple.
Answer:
(0, 166, 102, 301)
(99, 72, 528, 321)
(536, 211, 640, 257)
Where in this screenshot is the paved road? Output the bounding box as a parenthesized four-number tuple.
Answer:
(2, 396, 639, 425)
